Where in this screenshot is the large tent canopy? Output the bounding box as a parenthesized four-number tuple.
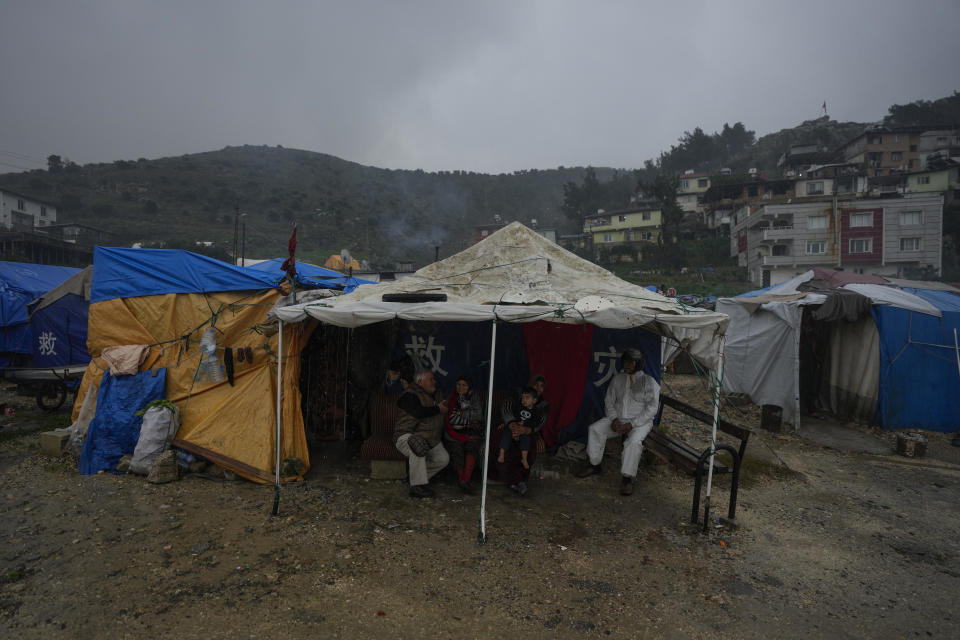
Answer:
(273, 223, 729, 368)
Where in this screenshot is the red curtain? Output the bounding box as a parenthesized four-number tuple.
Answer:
(522, 321, 594, 447)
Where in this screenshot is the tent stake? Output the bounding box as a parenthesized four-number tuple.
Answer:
(703, 336, 725, 532)
(478, 319, 498, 543)
(273, 319, 283, 516)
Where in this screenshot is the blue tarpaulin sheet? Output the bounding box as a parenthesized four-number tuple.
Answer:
(873, 289, 960, 432)
(245, 258, 374, 293)
(78, 369, 167, 474)
(91, 247, 281, 302)
(0, 261, 79, 356)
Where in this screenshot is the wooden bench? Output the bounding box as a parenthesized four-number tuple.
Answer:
(645, 393, 751, 528)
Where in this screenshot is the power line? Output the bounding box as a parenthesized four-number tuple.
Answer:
(0, 160, 36, 172)
(0, 149, 47, 165)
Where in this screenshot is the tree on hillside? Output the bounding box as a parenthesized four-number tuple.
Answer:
(47, 155, 63, 172)
(560, 167, 639, 225)
(884, 92, 960, 126)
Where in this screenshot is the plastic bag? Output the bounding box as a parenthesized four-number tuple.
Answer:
(198, 327, 226, 384)
(67, 382, 98, 457)
(129, 404, 181, 475)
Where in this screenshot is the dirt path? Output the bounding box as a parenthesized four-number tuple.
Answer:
(2, 385, 959, 639)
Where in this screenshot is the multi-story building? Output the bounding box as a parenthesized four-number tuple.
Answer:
(676, 171, 710, 213)
(730, 194, 943, 287)
(582, 204, 662, 259)
(0, 188, 57, 230)
(835, 126, 950, 176)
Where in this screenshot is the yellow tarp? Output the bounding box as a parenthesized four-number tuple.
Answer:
(323, 255, 361, 271)
(74, 290, 313, 484)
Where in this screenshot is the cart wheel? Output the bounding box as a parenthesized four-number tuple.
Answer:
(36, 382, 67, 413)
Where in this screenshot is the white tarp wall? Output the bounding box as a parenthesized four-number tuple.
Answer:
(717, 298, 804, 426)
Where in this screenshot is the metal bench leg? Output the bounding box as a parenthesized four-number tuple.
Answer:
(693, 444, 739, 531)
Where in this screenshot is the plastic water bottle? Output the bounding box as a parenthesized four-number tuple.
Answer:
(200, 328, 226, 384)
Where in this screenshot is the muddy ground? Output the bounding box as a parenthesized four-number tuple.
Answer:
(1, 375, 959, 639)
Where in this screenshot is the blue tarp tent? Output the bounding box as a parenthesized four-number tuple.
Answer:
(873, 288, 960, 432)
(28, 266, 93, 367)
(0, 261, 80, 366)
(91, 246, 282, 303)
(245, 258, 374, 293)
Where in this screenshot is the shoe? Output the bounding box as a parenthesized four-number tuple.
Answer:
(458, 481, 475, 495)
(575, 464, 602, 478)
(509, 481, 528, 496)
(409, 484, 434, 498)
(406, 435, 431, 457)
(620, 476, 634, 496)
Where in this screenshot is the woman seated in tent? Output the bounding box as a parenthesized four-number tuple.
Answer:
(443, 374, 485, 495)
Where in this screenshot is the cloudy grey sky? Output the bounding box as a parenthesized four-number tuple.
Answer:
(1, 0, 957, 174)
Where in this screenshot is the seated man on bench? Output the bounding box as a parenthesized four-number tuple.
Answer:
(575, 348, 660, 496)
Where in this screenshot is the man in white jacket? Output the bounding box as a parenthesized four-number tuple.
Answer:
(575, 348, 660, 495)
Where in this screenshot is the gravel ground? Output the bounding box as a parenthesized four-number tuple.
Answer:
(1, 377, 959, 639)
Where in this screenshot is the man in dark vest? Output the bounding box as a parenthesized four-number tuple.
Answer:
(394, 369, 450, 498)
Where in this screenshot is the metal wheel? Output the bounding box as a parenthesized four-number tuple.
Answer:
(36, 382, 67, 413)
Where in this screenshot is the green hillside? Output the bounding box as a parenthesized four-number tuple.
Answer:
(3, 92, 956, 270)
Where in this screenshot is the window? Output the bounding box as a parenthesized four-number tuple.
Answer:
(806, 181, 824, 195)
(17, 199, 25, 210)
(910, 144, 917, 152)
(680, 180, 689, 190)
(772, 245, 789, 256)
(850, 212, 873, 227)
(40, 206, 47, 217)
(916, 176, 930, 185)
(900, 237, 921, 251)
(900, 210, 922, 225)
(481, 229, 489, 237)
(603, 233, 613, 243)
(891, 151, 902, 161)
(808, 215, 828, 229)
(642, 211, 651, 221)
(697, 178, 708, 188)
(908, 159, 917, 169)
(849, 238, 872, 254)
(627, 230, 635, 241)
(893, 135, 901, 142)
(937, 136, 947, 144)
(641, 231, 652, 241)
(618, 215, 627, 222)
(806, 241, 826, 255)
(869, 135, 882, 144)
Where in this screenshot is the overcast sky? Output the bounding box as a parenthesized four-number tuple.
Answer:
(1, 0, 957, 175)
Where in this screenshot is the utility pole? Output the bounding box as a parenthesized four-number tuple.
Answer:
(232, 201, 240, 265)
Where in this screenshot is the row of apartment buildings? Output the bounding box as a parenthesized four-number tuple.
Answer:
(580, 123, 960, 286)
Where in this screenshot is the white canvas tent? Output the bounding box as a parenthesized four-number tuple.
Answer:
(272, 223, 731, 537)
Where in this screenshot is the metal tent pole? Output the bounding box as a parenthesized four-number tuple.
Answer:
(702, 335, 725, 531)
(478, 319, 498, 543)
(272, 319, 283, 516)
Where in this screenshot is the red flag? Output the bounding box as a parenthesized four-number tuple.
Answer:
(280, 224, 298, 278)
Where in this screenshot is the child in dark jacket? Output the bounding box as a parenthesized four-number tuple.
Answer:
(498, 386, 545, 470)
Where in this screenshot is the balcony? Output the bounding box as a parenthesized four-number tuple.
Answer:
(748, 225, 795, 242)
(760, 254, 796, 266)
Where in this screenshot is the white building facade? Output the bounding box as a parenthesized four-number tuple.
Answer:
(0, 188, 58, 231)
